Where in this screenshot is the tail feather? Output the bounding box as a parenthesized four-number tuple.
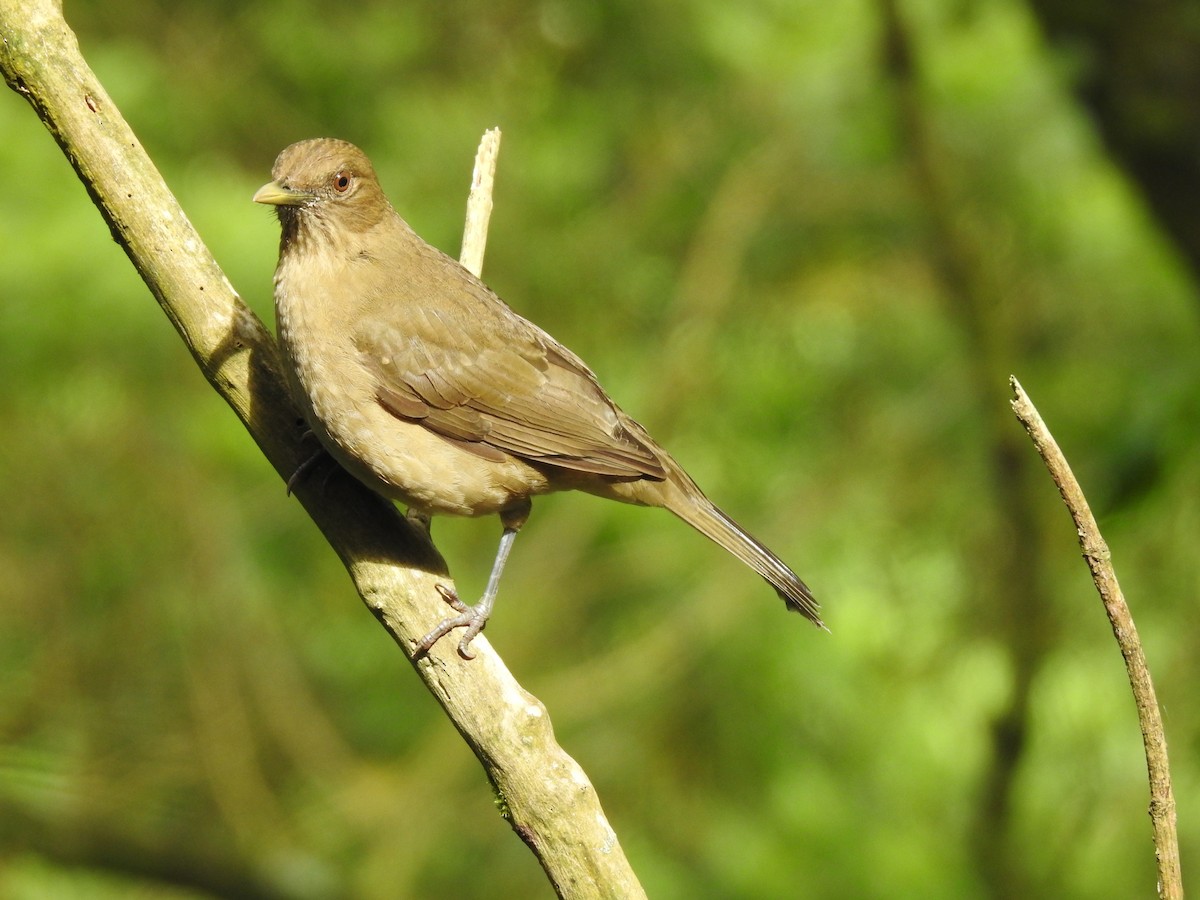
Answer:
(665, 486, 823, 628)
(584, 434, 823, 628)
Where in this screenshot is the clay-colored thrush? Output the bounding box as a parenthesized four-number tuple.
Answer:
(255, 138, 821, 658)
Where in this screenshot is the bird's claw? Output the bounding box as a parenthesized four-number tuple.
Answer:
(414, 584, 489, 660)
(435, 583, 469, 613)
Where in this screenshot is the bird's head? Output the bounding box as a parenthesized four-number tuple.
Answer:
(254, 138, 390, 245)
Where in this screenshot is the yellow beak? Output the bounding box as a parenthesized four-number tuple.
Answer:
(252, 180, 314, 206)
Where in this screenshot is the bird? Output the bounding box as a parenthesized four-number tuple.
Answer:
(254, 138, 821, 659)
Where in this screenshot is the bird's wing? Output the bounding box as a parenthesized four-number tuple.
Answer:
(354, 278, 666, 480)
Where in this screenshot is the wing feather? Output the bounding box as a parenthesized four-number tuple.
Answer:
(355, 265, 665, 480)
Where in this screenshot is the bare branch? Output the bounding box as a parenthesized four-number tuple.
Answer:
(1009, 376, 1181, 899)
(0, 2, 644, 896)
(461, 126, 501, 277)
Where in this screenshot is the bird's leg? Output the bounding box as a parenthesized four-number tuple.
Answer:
(416, 528, 517, 659)
(405, 507, 433, 537)
(414, 500, 530, 660)
(285, 429, 334, 495)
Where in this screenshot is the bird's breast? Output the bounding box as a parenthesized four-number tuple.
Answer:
(273, 264, 553, 518)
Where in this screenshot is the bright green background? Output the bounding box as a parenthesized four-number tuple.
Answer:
(1, 1, 1197, 897)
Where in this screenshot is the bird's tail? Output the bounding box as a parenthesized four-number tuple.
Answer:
(651, 476, 823, 628)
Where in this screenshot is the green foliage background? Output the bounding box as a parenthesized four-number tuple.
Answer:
(1, 1, 1197, 897)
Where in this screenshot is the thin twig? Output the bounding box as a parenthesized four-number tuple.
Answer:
(1009, 376, 1182, 899)
(461, 126, 501, 277)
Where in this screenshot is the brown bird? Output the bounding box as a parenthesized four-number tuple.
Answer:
(255, 138, 821, 658)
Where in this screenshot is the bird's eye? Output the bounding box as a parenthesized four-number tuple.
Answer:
(333, 172, 352, 193)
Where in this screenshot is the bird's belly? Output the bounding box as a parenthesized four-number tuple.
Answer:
(290, 348, 549, 518)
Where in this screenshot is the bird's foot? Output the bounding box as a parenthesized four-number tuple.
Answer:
(414, 584, 491, 660)
(286, 430, 334, 496)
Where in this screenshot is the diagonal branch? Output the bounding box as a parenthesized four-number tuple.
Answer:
(1009, 376, 1181, 900)
(0, 1, 645, 897)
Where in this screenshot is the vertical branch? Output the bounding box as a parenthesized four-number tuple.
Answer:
(1010, 377, 1182, 900)
(460, 126, 502, 277)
